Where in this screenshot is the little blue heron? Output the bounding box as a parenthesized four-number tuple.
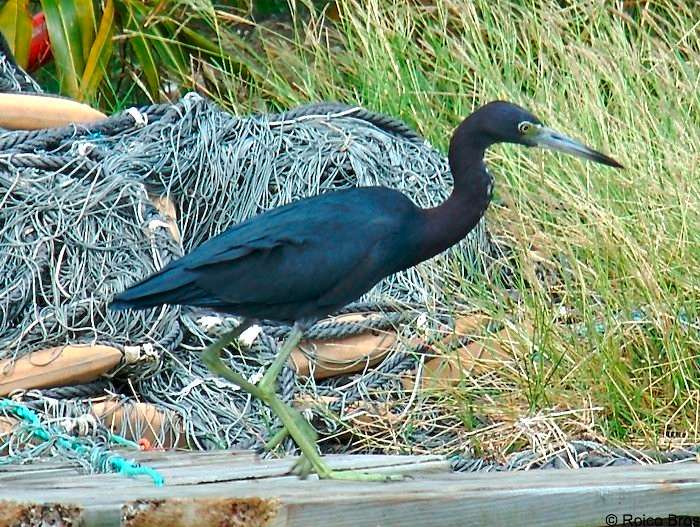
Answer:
(111, 101, 622, 480)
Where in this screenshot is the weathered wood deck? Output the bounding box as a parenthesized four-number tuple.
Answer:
(1, 450, 700, 526)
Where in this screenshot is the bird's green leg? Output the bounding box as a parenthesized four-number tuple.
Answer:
(203, 323, 401, 481)
(259, 326, 401, 481)
(266, 394, 401, 481)
(200, 319, 265, 400)
(264, 427, 288, 452)
(258, 326, 304, 393)
(257, 327, 305, 453)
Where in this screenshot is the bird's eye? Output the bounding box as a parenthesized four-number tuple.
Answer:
(518, 122, 532, 134)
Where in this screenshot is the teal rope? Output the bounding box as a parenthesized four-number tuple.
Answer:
(0, 399, 164, 486)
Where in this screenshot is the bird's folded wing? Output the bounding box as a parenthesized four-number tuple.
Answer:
(188, 222, 378, 306)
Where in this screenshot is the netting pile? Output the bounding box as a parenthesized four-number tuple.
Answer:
(4, 51, 697, 480)
(0, 45, 501, 465)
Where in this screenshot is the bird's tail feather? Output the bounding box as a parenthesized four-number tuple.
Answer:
(109, 265, 195, 311)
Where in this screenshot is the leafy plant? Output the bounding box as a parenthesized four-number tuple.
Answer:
(0, 0, 247, 109)
(0, 0, 32, 68)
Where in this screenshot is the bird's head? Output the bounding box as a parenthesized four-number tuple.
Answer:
(460, 100, 623, 168)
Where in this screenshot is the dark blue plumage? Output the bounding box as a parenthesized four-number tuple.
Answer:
(110, 101, 621, 325)
(111, 187, 426, 322)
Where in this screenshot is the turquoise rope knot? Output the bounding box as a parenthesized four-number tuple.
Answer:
(0, 399, 165, 486)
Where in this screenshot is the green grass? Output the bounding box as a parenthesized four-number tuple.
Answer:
(194, 0, 700, 459)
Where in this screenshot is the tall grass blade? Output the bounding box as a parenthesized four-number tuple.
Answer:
(81, 0, 114, 101)
(40, 0, 89, 97)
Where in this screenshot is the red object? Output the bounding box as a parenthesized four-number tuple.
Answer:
(138, 438, 163, 451)
(27, 12, 51, 72)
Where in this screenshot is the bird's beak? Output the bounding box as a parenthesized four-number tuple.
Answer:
(532, 126, 623, 168)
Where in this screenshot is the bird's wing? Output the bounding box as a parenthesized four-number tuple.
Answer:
(110, 187, 416, 316)
(187, 197, 396, 306)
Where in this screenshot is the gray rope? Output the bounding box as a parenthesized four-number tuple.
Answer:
(450, 442, 700, 472)
(279, 365, 298, 455)
(276, 102, 425, 143)
(262, 311, 412, 340)
(324, 350, 421, 413)
(33, 381, 112, 401)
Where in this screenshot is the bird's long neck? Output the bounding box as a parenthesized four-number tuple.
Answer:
(418, 118, 493, 261)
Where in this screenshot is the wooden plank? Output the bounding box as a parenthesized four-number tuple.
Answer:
(0, 452, 699, 526)
(0, 453, 446, 490)
(121, 497, 281, 527)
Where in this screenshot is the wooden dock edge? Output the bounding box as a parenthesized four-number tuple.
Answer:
(2, 452, 700, 526)
(121, 497, 281, 527)
(0, 501, 82, 526)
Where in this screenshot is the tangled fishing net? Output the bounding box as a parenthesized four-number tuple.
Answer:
(2, 49, 697, 479)
(0, 43, 505, 468)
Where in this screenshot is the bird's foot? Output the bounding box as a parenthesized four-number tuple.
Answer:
(290, 454, 313, 478)
(265, 399, 406, 482)
(289, 453, 404, 481)
(318, 469, 405, 482)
